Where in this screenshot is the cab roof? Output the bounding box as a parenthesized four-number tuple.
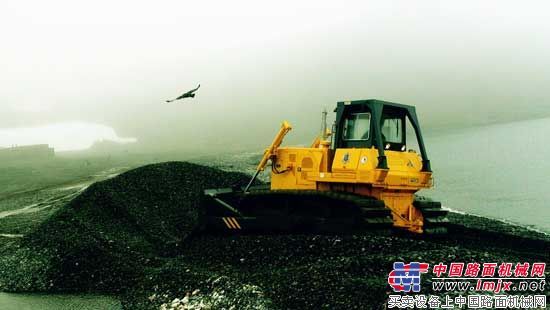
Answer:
(334, 99, 416, 112)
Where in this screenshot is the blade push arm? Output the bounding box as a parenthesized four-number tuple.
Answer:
(244, 121, 292, 192)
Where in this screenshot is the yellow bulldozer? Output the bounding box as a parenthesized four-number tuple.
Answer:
(202, 99, 447, 234)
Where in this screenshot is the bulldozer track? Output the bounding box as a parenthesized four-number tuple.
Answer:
(245, 190, 449, 234)
(414, 195, 449, 234)
(203, 188, 394, 233)
(204, 188, 449, 234)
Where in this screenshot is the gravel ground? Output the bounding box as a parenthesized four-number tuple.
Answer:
(0, 161, 548, 309)
(122, 224, 548, 310)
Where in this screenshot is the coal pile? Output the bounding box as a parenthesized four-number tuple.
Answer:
(0, 162, 252, 292)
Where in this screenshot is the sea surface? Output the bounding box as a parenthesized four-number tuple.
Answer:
(424, 117, 550, 233)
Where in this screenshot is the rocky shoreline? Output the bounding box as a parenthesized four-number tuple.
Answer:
(0, 162, 548, 309)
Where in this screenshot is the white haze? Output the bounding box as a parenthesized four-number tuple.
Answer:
(1, 0, 550, 152)
(0, 122, 136, 151)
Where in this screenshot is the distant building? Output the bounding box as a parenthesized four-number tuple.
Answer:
(0, 144, 55, 161)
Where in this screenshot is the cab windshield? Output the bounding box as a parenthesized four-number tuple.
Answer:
(343, 113, 371, 140)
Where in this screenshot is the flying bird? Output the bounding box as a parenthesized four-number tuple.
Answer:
(166, 84, 200, 103)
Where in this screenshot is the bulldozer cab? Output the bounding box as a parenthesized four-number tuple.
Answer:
(332, 99, 431, 172)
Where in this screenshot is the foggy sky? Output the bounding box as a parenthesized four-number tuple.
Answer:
(2, 1, 550, 152)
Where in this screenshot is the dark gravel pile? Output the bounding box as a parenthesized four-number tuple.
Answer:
(0, 162, 252, 292)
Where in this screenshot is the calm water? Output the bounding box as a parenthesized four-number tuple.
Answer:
(424, 117, 550, 233)
(0, 293, 121, 310)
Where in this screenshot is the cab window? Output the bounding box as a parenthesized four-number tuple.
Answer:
(381, 117, 403, 144)
(343, 113, 371, 140)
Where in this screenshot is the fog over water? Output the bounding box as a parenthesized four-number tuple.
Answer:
(0, 122, 136, 151)
(2, 1, 550, 152)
